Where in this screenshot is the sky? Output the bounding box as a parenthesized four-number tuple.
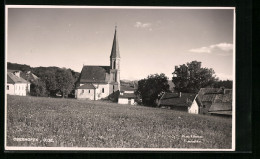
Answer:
(7, 7, 234, 81)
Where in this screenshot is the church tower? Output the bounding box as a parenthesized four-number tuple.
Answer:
(110, 25, 120, 91)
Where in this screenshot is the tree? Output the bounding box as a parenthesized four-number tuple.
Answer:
(55, 68, 74, 98)
(172, 61, 218, 93)
(44, 70, 58, 96)
(30, 79, 47, 97)
(213, 80, 233, 89)
(136, 73, 170, 106)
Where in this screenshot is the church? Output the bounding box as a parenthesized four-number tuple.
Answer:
(75, 26, 121, 100)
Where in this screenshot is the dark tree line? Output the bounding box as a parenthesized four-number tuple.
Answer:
(136, 61, 232, 107)
(7, 62, 80, 98)
(172, 61, 232, 93)
(135, 73, 170, 106)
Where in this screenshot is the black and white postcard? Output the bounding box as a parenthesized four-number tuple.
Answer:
(5, 6, 236, 151)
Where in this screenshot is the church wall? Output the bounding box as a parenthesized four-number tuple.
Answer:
(93, 84, 110, 100)
(109, 84, 119, 95)
(76, 89, 95, 100)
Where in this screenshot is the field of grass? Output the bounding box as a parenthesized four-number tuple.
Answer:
(6, 95, 232, 149)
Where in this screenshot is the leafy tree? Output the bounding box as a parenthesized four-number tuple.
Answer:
(213, 80, 233, 89)
(7, 62, 31, 72)
(30, 79, 46, 97)
(44, 70, 58, 96)
(55, 68, 74, 98)
(172, 61, 218, 93)
(136, 73, 170, 106)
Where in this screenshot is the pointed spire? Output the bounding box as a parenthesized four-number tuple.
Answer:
(110, 25, 120, 58)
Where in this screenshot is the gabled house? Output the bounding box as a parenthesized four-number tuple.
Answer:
(7, 70, 30, 96)
(118, 85, 136, 105)
(158, 92, 196, 111)
(188, 94, 199, 114)
(208, 90, 232, 116)
(195, 88, 232, 116)
(75, 26, 121, 100)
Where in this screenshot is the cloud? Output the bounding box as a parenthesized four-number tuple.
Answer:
(189, 43, 233, 55)
(134, 22, 151, 28)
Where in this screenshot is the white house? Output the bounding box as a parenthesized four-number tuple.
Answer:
(75, 26, 121, 100)
(7, 70, 30, 96)
(118, 85, 136, 105)
(188, 94, 199, 114)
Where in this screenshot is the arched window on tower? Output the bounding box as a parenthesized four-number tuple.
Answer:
(113, 60, 116, 69)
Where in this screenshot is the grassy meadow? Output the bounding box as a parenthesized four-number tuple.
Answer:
(6, 95, 232, 149)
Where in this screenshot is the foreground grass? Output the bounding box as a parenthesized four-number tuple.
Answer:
(7, 95, 232, 148)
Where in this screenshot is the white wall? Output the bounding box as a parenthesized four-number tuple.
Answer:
(6, 84, 15, 95)
(76, 89, 95, 100)
(93, 84, 109, 100)
(118, 98, 135, 105)
(118, 98, 128, 104)
(7, 83, 28, 96)
(188, 95, 199, 114)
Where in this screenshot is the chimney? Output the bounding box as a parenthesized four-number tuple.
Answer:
(14, 71, 20, 78)
(179, 92, 182, 97)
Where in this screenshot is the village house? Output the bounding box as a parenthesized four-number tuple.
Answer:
(7, 70, 31, 96)
(158, 92, 196, 111)
(75, 26, 121, 100)
(118, 85, 137, 105)
(188, 94, 200, 114)
(194, 88, 232, 116)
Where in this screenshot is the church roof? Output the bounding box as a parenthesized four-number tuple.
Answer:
(79, 65, 110, 84)
(77, 83, 96, 89)
(110, 26, 120, 58)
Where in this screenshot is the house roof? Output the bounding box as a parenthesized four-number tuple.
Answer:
(77, 83, 96, 89)
(209, 102, 232, 112)
(159, 92, 196, 107)
(79, 65, 110, 83)
(197, 87, 233, 113)
(208, 111, 232, 115)
(7, 72, 28, 84)
(110, 26, 120, 58)
(213, 93, 232, 103)
(20, 72, 39, 82)
(119, 93, 136, 99)
(224, 89, 232, 95)
(197, 88, 221, 103)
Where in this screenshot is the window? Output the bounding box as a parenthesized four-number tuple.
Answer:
(113, 60, 116, 69)
(7, 85, 9, 90)
(102, 88, 104, 93)
(89, 90, 90, 93)
(82, 90, 84, 93)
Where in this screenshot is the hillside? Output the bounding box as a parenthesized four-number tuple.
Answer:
(6, 95, 232, 149)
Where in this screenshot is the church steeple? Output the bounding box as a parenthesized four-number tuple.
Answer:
(110, 25, 120, 59)
(109, 25, 120, 89)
